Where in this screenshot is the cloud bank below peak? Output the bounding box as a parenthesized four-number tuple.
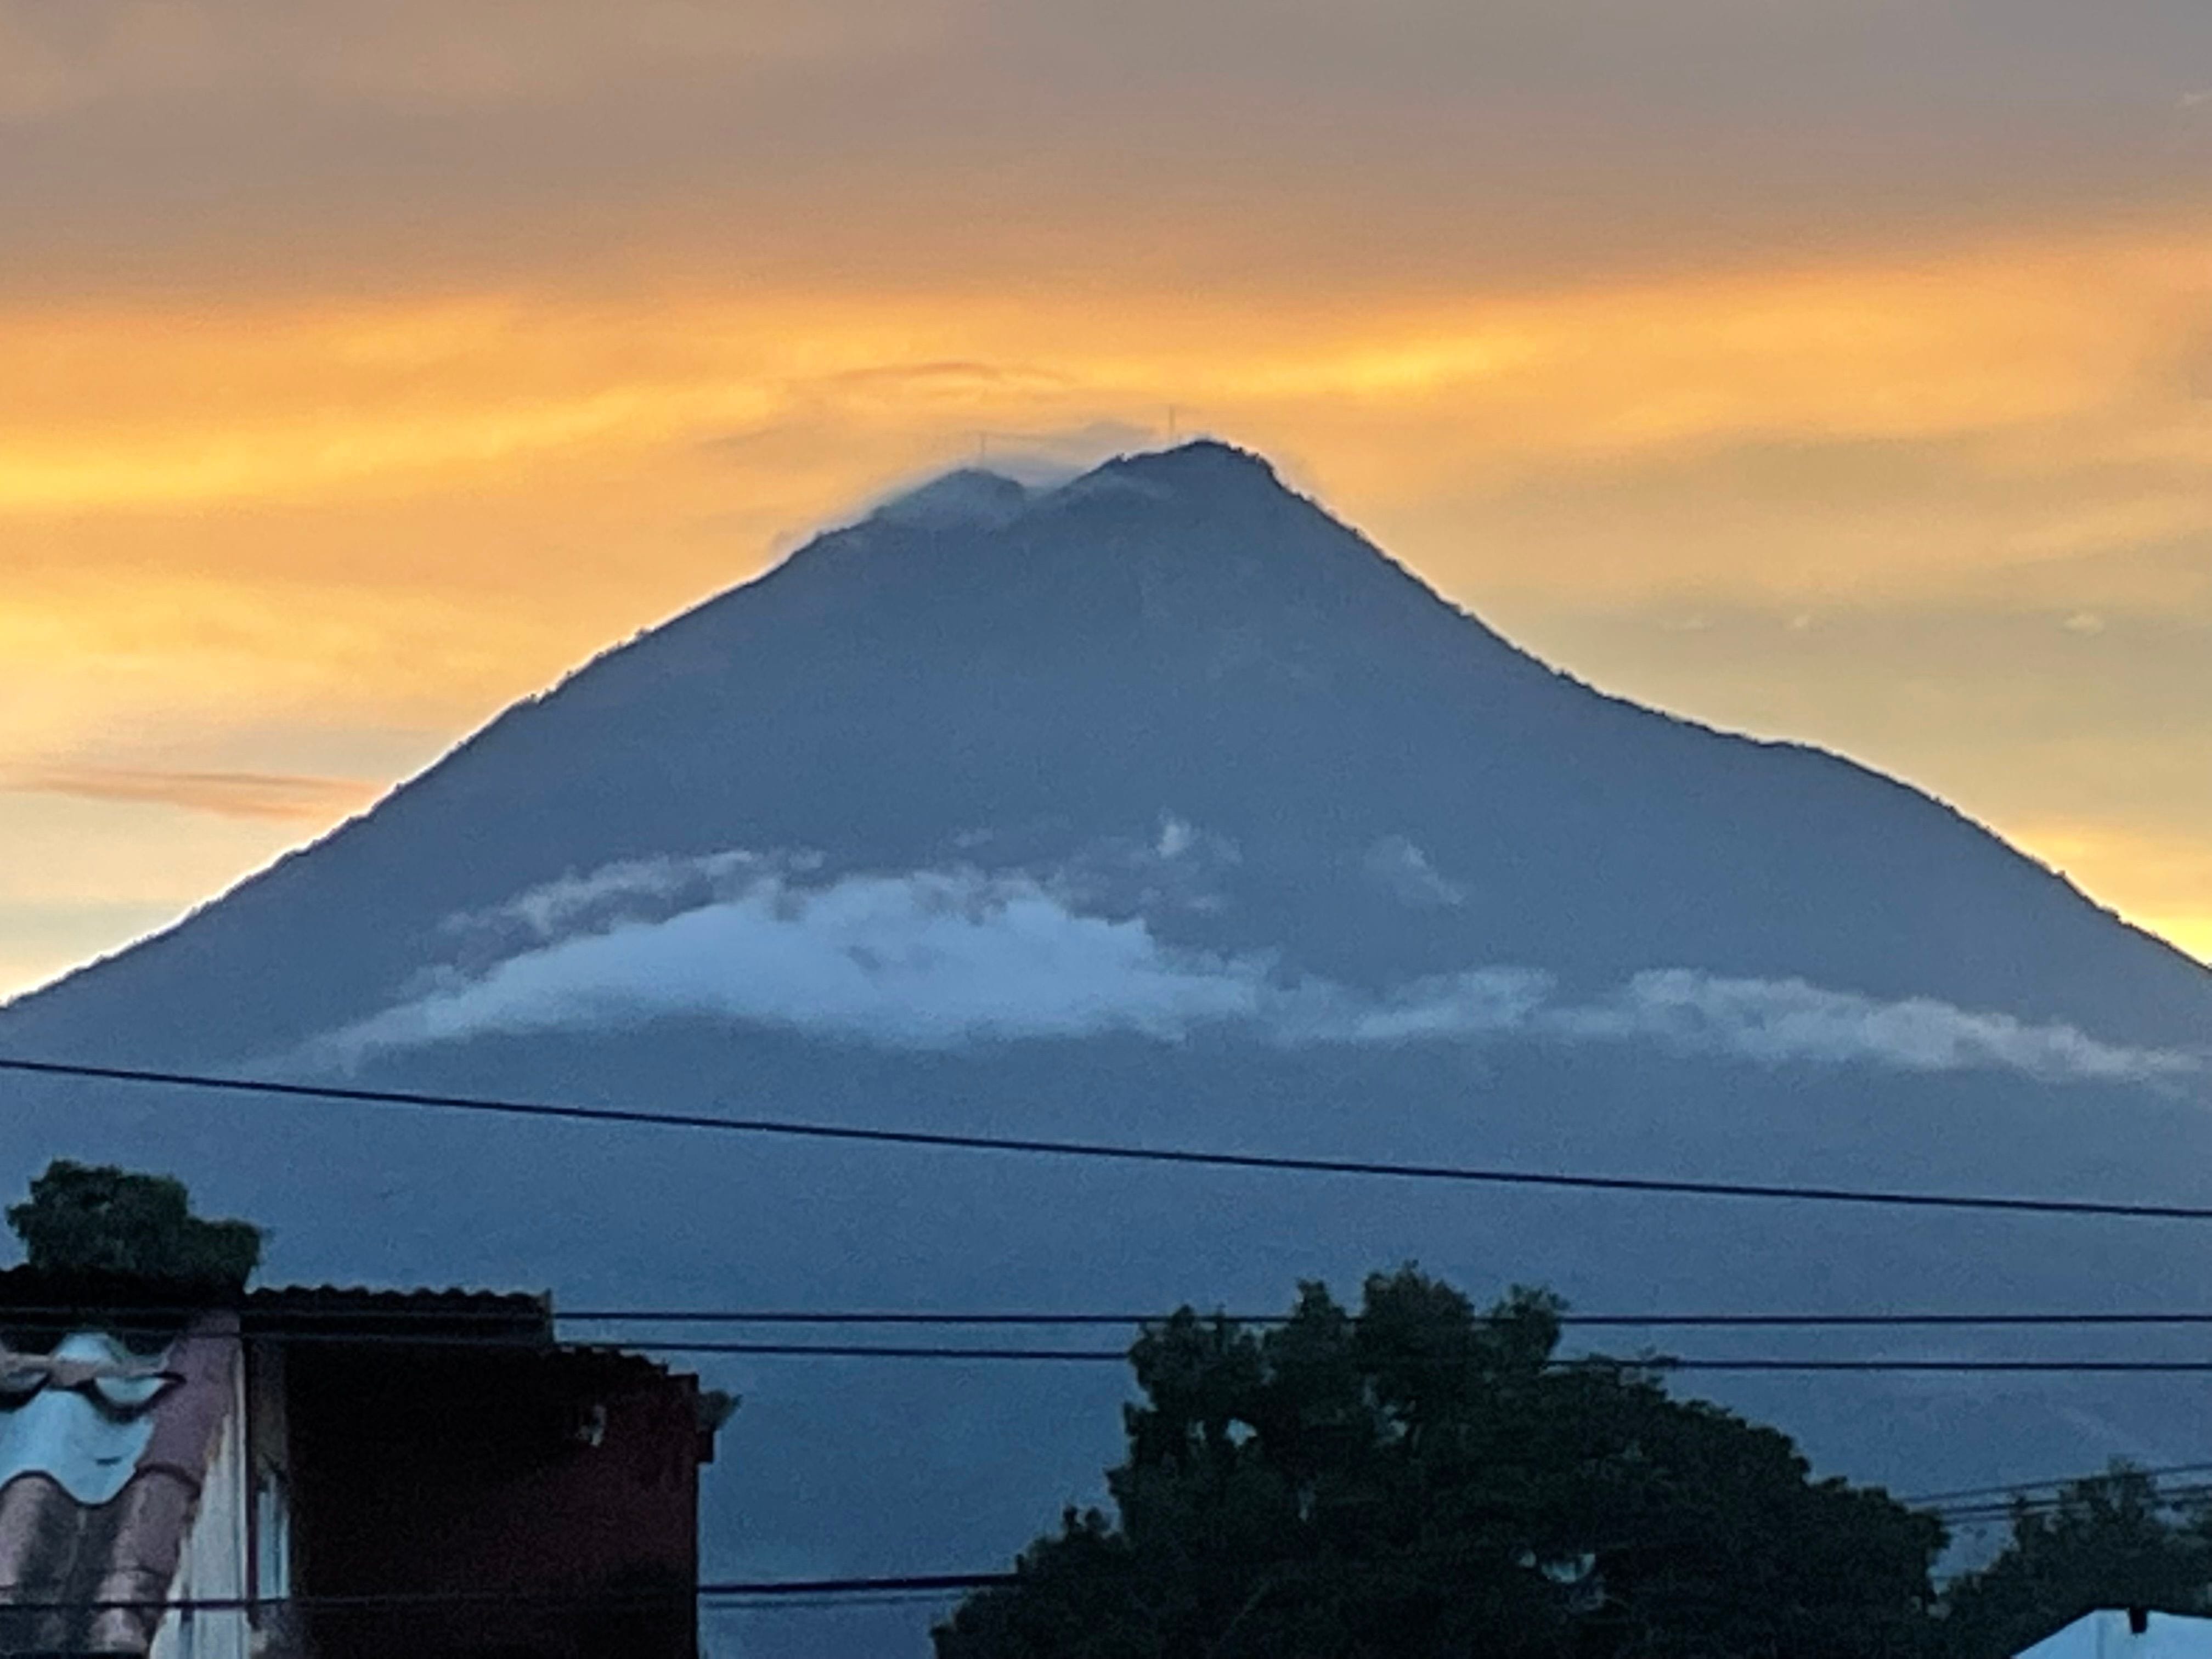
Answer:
(308, 850, 2200, 1090)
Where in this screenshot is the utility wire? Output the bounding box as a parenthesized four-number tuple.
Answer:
(223, 1334, 2212, 1373)
(5, 1053, 2212, 1223)
(1903, 1461, 2212, 1507)
(1531, 1313, 2212, 1329)
(30, 1304, 2212, 1331)
(0, 1573, 1015, 1618)
(16, 1474, 2212, 1619)
(1931, 1483, 2212, 1526)
(495, 1342, 2212, 1374)
(704, 1589, 979, 1611)
(1647, 1358, 2212, 1375)
(727, 1348, 2212, 1374)
(19, 1322, 2212, 1373)
(14, 1463, 2212, 1617)
(20, 1308, 2212, 1373)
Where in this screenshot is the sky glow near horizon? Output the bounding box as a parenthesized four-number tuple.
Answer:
(3, 0, 2210, 995)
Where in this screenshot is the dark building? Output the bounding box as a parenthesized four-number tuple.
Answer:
(0, 1273, 723, 1658)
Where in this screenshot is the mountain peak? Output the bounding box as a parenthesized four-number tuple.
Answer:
(870, 442, 1289, 537)
(1041, 440, 1293, 516)
(868, 467, 1031, 529)
(1103, 438, 1283, 486)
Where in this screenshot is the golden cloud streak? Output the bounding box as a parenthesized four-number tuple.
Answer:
(0, 765, 381, 822)
(2, 223, 2204, 520)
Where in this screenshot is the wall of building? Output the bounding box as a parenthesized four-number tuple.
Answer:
(149, 1376, 249, 1659)
(281, 1345, 703, 1659)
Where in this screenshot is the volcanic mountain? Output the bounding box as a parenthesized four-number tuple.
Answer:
(3, 442, 2208, 1655)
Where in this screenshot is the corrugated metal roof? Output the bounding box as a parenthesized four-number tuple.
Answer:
(0, 1270, 546, 1309)
(248, 1282, 551, 1312)
(0, 1314, 236, 1657)
(244, 1283, 555, 1341)
(0, 1275, 706, 1654)
(0, 1273, 685, 1388)
(0, 1272, 553, 1336)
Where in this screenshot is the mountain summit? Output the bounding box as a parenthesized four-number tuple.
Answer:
(3, 443, 2209, 1656)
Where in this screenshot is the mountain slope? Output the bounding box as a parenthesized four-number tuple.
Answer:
(2, 442, 2208, 1658)
(4, 441, 2204, 1062)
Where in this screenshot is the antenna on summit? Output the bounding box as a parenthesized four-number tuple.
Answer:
(1166, 405, 1180, 444)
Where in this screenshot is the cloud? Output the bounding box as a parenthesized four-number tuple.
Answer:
(317, 849, 2199, 1087)
(1558, 971, 2196, 1085)
(818, 361, 1078, 398)
(1155, 816, 1198, 860)
(1361, 836, 1467, 909)
(330, 865, 1284, 1056)
(1311, 969, 1549, 1045)
(437, 848, 823, 951)
(0, 765, 378, 822)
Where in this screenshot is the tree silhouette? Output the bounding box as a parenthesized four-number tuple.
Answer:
(1940, 1468, 2212, 1658)
(7, 1159, 262, 1293)
(936, 1267, 1943, 1659)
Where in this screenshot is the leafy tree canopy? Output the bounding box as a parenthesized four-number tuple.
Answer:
(6, 1160, 262, 1294)
(1940, 1469, 2212, 1659)
(936, 1267, 1945, 1659)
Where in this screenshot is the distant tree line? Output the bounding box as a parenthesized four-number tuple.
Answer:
(936, 1267, 2212, 1659)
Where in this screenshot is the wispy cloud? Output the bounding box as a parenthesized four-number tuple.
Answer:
(315, 849, 2198, 1087)
(1558, 970, 2198, 1084)
(818, 360, 1077, 396)
(2, 765, 379, 822)
(331, 866, 1284, 1056)
(1362, 835, 1467, 909)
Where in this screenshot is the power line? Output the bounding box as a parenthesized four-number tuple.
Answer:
(1558, 1313, 2212, 1329)
(40, 1304, 2212, 1329)
(1931, 1482, 2212, 1526)
(22, 1316, 2212, 1376)
(11, 1463, 2212, 1618)
(0, 1573, 1015, 1618)
(535, 1308, 2212, 1333)
(204, 1334, 2212, 1373)
(25, 1313, 2212, 1374)
(564, 1308, 2212, 1330)
(15, 1472, 2212, 1621)
(1653, 1358, 2212, 1375)
(516, 1342, 2212, 1374)
(705, 1589, 978, 1612)
(1919, 1466, 2212, 1520)
(21, 1302, 2212, 1334)
(565, 1339, 2212, 1375)
(1903, 1460, 2212, 1508)
(5, 1053, 2212, 1224)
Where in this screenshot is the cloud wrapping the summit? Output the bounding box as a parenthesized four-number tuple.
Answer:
(318, 851, 2199, 1087)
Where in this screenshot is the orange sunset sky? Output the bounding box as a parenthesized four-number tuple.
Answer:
(3, 0, 2210, 996)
